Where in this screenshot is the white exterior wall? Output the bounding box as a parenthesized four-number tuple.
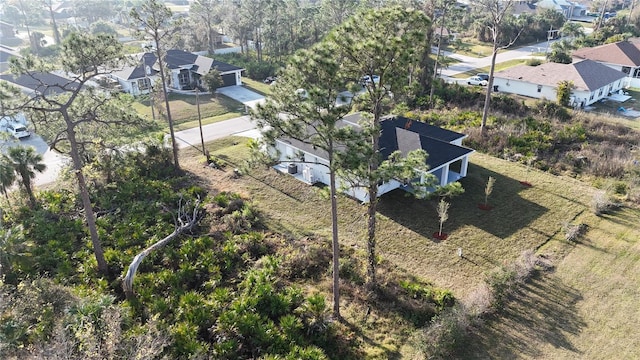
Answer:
(493, 77, 625, 106)
(274, 140, 472, 203)
(492, 78, 557, 101)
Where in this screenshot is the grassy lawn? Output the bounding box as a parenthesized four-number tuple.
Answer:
(133, 93, 244, 129)
(242, 78, 273, 96)
(451, 59, 529, 79)
(446, 39, 494, 58)
(179, 138, 634, 357)
(456, 206, 640, 359)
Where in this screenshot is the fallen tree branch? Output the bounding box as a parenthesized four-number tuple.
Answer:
(123, 198, 201, 299)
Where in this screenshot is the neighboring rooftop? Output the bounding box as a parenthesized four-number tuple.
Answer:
(493, 59, 627, 91)
(0, 71, 80, 95)
(572, 41, 640, 67)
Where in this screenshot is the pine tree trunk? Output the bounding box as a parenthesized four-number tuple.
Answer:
(155, 43, 180, 171)
(481, 45, 499, 133)
(67, 124, 108, 274)
(329, 164, 341, 318)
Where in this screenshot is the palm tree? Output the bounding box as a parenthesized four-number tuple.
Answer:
(5, 146, 46, 208)
(0, 158, 16, 200)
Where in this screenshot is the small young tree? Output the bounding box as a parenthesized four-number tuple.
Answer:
(437, 199, 450, 237)
(203, 68, 223, 95)
(484, 176, 496, 206)
(556, 80, 574, 107)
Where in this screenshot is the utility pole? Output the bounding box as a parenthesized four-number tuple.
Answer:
(430, 2, 449, 107)
(195, 85, 206, 159)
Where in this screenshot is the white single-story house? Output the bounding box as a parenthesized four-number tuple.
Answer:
(492, 59, 627, 107)
(572, 41, 640, 88)
(536, 0, 587, 18)
(110, 49, 244, 96)
(271, 113, 475, 203)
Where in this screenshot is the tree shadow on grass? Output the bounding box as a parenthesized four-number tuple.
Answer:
(377, 163, 548, 240)
(455, 273, 585, 359)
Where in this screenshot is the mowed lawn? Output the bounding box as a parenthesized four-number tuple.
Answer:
(179, 139, 640, 357)
(132, 93, 244, 129)
(457, 206, 640, 359)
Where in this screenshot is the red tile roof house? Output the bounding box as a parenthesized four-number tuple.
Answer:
(572, 41, 640, 88)
(492, 59, 627, 108)
(271, 113, 474, 203)
(110, 49, 244, 96)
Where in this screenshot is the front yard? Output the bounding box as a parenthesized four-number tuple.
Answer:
(132, 92, 244, 130)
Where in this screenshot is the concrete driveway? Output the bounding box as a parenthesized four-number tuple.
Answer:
(217, 85, 265, 109)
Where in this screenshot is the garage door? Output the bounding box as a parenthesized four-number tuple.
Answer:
(221, 73, 236, 87)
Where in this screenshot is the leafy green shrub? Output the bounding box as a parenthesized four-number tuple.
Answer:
(532, 100, 571, 121)
(526, 58, 543, 66)
(400, 280, 456, 310)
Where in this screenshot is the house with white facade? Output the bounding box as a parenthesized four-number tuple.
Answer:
(572, 41, 640, 88)
(536, 0, 587, 18)
(110, 49, 244, 96)
(271, 113, 475, 203)
(492, 59, 627, 107)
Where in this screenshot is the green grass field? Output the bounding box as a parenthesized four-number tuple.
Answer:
(132, 92, 244, 130)
(181, 137, 638, 358)
(451, 59, 530, 79)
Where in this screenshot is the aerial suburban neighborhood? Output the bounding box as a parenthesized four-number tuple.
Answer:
(0, 0, 638, 359)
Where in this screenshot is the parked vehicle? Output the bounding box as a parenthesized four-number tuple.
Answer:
(5, 123, 30, 139)
(360, 75, 380, 86)
(264, 76, 277, 84)
(467, 76, 488, 86)
(476, 73, 489, 81)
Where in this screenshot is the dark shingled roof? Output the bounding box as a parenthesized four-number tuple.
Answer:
(112, 50, 243, 81)
(379, 116, 473, 170)
(277, 113, 474, 171)
(0, 72, 80, 95)
(112, 52, 158, 81)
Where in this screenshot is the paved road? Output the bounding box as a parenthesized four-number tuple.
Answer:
(439, 38, 560, 78)
(1, 135, 69, 187)
(173, 115, 259, 151)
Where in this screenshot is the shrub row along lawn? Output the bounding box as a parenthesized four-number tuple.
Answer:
(183, 138, 599, 357)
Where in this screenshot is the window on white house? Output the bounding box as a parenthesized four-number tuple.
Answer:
(598, 88, 603, 96)
(138, 78, 151, 90)
(537, 85, 542, 93)
(178, 71, 190, 86)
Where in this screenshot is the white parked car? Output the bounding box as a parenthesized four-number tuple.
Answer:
(360, 75, 380, 86)
(466, 76, 488, 86)
(6, 123, 30, 139)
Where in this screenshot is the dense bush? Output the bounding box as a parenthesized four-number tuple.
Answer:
(212, 53, 282, 80)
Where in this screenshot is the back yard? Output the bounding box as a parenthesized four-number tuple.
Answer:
(181, 137, 638, 358)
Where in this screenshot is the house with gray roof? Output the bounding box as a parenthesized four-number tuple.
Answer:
(272, 113, 474, 203)
(536, 0, 587, 18)
(572, 41, 640, 88)
(492, 59, 627, 107)
(110, 49, 244, 95)
(0, 71, 80, 97)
